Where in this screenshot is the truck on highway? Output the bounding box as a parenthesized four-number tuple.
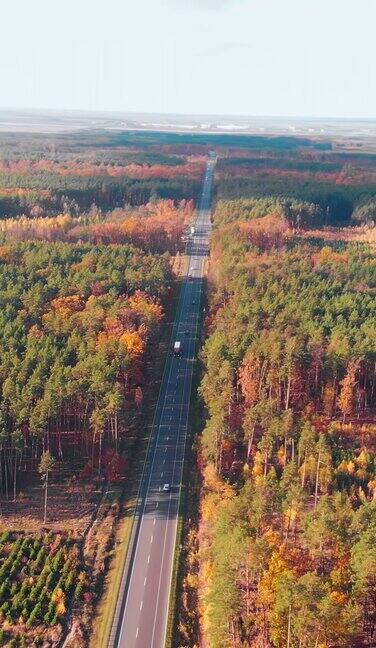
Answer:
(173, 341, 181, 356)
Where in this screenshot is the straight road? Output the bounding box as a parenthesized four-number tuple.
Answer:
(109, 154, 216, 648)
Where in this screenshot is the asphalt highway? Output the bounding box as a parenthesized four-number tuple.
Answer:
(109, 154, 215, 648)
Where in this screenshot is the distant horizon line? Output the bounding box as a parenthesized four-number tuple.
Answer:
(0, 106, 376, 123)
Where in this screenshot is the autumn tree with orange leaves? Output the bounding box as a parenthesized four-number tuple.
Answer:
(195, 184, 376, 648)
(0, 241, 173, 497)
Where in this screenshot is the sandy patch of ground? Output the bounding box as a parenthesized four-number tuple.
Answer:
(0, 482, 101, 533)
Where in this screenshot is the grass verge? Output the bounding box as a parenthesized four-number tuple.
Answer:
(89, 491, 138, 647)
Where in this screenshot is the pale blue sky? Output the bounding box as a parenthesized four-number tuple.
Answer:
(1, 0, 375, 118)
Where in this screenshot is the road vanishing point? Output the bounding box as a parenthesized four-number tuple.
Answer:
(109, 155, 216, 648)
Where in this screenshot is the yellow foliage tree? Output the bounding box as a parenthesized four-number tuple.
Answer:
(119, 330, 146, 358)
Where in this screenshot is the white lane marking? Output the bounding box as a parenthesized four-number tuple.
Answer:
(150, 399, 187, 646)
(154, 518, 156, 525)
(163, 459, 165, 464)
(161, 471, 163, 477)
(150, 300, 198, 643)
(156, 502, 159, 509)
(148, 554, 150, 564)
(150, 535, 154, 543)
(136, 627, 139, 638)
(144, 577, 147, 586)
(140, 600, 143, 611)
(118, 160, 212, 646)
(165, 447, 167, 453)
(151, 203, 210, 646)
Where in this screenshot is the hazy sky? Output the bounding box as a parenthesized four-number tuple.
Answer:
(1, 0, 375, 118)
